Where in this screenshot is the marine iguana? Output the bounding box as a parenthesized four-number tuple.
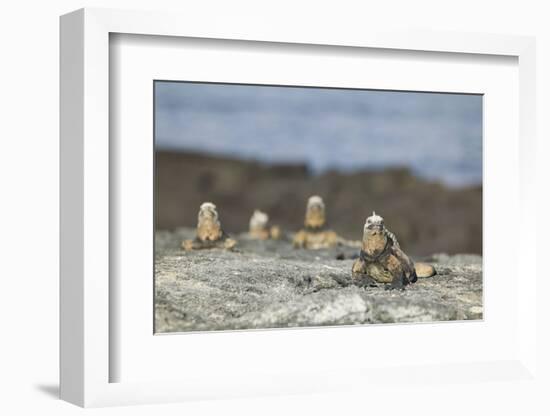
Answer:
(248, 210, 281, 240)
(182, 202, 237, 250)
(352, 212, 436, 290)
(293, 196, 340, 249)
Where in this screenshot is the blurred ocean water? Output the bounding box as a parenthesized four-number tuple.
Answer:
(155, 81, 482, 188)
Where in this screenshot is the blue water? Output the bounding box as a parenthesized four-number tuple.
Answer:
(155, 82, 482, 188)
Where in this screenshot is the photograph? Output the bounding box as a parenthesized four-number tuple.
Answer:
(153, 81, 483, 333)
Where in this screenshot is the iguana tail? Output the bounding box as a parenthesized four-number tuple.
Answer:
(414, 262, 437, 278)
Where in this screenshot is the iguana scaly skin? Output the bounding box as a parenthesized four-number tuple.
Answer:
(293, 196, 340, 249)
(351, 212, 436, 290)
(182, 202, 237, 250)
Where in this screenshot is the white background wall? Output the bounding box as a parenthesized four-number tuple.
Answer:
(0, 1, 548, 414)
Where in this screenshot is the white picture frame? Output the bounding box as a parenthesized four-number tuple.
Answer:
(60, 7, 538, 407)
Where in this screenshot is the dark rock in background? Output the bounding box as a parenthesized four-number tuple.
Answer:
(155, 228, 483, 333)
(156, 151, 482, 256)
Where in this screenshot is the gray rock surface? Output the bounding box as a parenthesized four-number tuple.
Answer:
(155, 228, 483, 333)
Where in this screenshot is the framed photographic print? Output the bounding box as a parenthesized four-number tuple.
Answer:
(60, 8, 538, 407)
(153, 80, 483, 333)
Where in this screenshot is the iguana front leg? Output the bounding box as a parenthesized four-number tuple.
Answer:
(384, 271, 409, 291)
(292, 230, 307, 248)
(351, 259, 379, 288)
(383, 254, 410, 291)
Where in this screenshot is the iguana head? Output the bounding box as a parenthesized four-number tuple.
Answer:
(304, 195, 326, 229)
(198, 202, 218, 221)
(364, 211, 384, 232)
(249, 209, 269, 233)
(362, 211, 388, 254)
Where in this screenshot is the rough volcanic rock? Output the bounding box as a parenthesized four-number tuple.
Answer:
(155, 228, 483, 333)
